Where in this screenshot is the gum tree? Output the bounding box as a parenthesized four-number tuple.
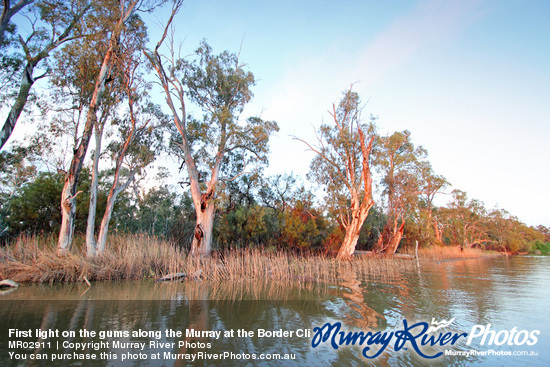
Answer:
(300, 88, 375, 260)
(0, 0, 91, 149)
(146, 2, 278, 256)
(0, 0, 34, 43)
(57, 0, 157, 254)
(373, 130, 426, 254)
(417, 161, 448, 244)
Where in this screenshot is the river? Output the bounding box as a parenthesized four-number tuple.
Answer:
(1, 256, 548, 366)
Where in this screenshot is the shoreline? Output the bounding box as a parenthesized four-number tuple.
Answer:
(1, 235, 505, 285)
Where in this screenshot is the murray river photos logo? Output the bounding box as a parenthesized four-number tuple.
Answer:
(310, 318, 540, 359)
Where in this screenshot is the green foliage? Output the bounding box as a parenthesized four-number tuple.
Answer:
(184, 40, 254, 118)
(4, 170, 107, 237)
(530, 241, 550, 255)
(355, 206, 385, 250)
(114, 185, 194, 244)
(167, 40, 279, 180)
(216, 204, 268, 249)
(306, 90, 375, 225)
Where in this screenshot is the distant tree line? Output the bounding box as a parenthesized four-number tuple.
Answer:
(1, 0, 548, 257)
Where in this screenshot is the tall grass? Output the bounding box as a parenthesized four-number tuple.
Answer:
(0, 234, 491, 284)
(414, 245, 499, 260)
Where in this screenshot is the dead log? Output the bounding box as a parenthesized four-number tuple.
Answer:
(0, 279, 19, 289)
(156, 269, 202, 282)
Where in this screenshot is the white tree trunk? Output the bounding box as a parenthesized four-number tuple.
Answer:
(56, 1, 137, 253)
(85, 126, 102, 257)
(96, 174, 134, 254)
(96, 194, 116, 254)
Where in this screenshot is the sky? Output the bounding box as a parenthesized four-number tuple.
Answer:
(142, 0, 550, 226)
(7, 0, 550, 226)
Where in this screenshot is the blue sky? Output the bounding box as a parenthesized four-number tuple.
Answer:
(142, 0, 550, 226)
(7, 0, 548, 226)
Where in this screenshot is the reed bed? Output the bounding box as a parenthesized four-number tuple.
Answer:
(413, 245, 500, 260)
(1, 235, 490, 284)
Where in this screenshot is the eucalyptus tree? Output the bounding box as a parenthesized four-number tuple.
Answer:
(0, 0, 92, 149)
(0, 0, 34, 43)
(440, 189, 490, 249)
(373, 130, 426, 254)
(0, 146, 36, 236)
(258, 173, 300, 214)
(146, 3, 278, 256)
(417, 161, 448, 244)
(83, 10, 166, 256)
(300, 88, 375, 260)
(57, 0, 165, 254)
(93, 77, 166, 255)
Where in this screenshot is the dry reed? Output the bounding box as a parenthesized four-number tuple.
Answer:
(414, 245, 500, 260)
(0, 235, 492, 284)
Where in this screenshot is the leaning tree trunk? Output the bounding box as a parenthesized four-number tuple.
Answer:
(376, 214, 405, 255)
(96, 182, 128, 254)
(0, 0, 33, 44)
(337, 215, 367, 260)
(0, 62, 36, 149)
(1, 4, 89, 150)
(384, 220, 405, 255)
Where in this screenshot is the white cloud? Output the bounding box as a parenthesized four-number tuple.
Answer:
(352, 0, 485, 87)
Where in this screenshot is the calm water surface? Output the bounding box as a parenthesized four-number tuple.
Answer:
(1, 256, 549, 366)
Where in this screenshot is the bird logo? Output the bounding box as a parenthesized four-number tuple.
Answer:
(427, 317, 455, 333)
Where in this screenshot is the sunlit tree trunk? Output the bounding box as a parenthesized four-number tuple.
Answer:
(337, 213, 370, 260)
(433, 219, 443, 244)
(377, 214, 406, 255)
(335, 129, 375, 260)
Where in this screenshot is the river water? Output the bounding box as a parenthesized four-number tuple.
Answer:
(1, 256, 548, 366)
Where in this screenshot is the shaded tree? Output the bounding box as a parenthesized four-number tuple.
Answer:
(57, 0, 159, 254)
(146, 3, 278, 256)
(1, 0, 91, 149)
(0, 0, 33, 43)
(417, 161, 448, 244)
(4, 169, 106, 236)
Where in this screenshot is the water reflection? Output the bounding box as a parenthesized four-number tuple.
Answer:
(337, 265, 384, 329)
(0, 256, 549, 366)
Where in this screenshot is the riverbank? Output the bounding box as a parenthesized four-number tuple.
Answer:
(0, 234, 499, 284)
